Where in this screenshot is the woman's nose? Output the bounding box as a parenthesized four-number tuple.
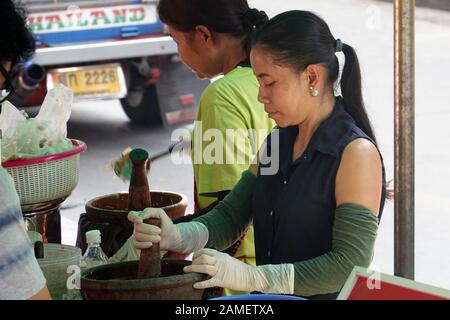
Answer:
(258, 88, 270, 104)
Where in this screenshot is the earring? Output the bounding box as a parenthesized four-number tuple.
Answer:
(310, 86, 319, 97)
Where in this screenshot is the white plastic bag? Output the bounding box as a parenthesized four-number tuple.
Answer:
(0, 100, 27, 139)
(0, 84, 74, 161)
(36, 83, 73, 138)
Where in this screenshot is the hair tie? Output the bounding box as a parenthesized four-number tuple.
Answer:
(335, 39, 343, 53)
(243, 9, 268, 29)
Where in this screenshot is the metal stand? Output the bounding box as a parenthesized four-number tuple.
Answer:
(394, 0, 415, 280)
(21, 198, 65, 244)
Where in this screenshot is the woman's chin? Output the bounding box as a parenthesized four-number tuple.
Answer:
(268, 113, 285, 127)
(274, 118, 293, 128)
(193, 71, 208, 80)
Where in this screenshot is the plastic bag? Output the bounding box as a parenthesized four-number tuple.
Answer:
(36, 83, 73, 137)
(0, 84, 74, 161)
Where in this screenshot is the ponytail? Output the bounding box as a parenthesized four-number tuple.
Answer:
(340, 43, 377, 143)
(243, 9, 269, 58)
(251, 11, 378, 144)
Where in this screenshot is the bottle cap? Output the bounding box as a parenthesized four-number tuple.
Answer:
(130, 148, 149, 161)
(86, 229, 101, 244)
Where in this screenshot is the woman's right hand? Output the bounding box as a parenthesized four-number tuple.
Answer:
(127, 208, 180, 251)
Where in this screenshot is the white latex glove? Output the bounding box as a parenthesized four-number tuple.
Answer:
(129, 207, 209, 252)
(109, 208, 209, 263)
(108, 235, 140, 263)
(183, 248, 295, 294)
(108, 208, 170, 263)
(127, 208, 179, 251)
(108, 208, 179, 263)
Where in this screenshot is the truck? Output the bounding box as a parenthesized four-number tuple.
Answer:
(11, 0, 208, 126)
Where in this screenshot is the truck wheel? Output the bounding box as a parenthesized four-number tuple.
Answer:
(120, 85, 162, 125)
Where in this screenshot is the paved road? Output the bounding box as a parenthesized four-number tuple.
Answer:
(61, 0, 450, 290)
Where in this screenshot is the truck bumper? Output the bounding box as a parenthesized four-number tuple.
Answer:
(33, 36, 178, 66)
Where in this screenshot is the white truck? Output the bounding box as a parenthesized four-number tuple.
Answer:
(12, 0, 207, 126)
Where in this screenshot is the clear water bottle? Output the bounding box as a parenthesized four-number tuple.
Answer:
(79, 230, 108, 269)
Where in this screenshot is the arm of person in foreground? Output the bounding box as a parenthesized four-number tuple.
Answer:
(0, 168, 51, 300)
(183, 139, 383, 296)
(29, 287, 51, 300)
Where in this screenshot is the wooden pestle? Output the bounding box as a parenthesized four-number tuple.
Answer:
(128, 148, 162, 279)
(138, 218, 162, 279)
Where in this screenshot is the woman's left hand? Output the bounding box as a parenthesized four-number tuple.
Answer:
(183, 248, 256, 291)
(184, 248, 295, 294)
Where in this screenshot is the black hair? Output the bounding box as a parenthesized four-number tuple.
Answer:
(157, 0, 268, 57)
(0, 0, 35, 65)
(251, 10, 377, 143)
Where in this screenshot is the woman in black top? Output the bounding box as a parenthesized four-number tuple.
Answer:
(125, 10, 386, 299)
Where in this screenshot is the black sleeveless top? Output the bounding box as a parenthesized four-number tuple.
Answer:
(252, 97, 386, 299)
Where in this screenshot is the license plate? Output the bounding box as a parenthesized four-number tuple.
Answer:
(47, 63, 127, 100)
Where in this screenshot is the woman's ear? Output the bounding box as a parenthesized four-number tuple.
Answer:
(305, 64, 321, 88)
(194, 25, 214, 49)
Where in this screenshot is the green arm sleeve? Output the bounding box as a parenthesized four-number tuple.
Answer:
(293, 203, 379, 297)
(193, 170, 256, 251)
